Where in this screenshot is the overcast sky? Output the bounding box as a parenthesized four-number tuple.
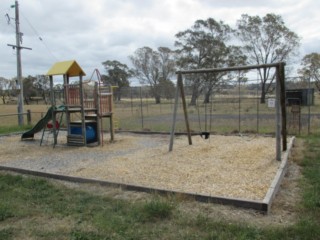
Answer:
(0, 0, 319, 81)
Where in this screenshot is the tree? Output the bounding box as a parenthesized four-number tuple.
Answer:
(0, 77, 11, 104)
(158, 47, 176, 84)
(298, 53, 320, 91)
(102, 60, 132, 101)
(34, 75, 50, 103)
(236, 13, 300, 103)
(23, 76, 37, 104)
(129, 46, 176, 104)
(158, 78, 175, 100)
(175, 18, 246, 105)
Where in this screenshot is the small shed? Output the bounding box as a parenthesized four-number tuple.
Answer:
(286, 88, 314, 106)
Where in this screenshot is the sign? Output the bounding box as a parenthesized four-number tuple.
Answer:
(268, 98, 275, 108)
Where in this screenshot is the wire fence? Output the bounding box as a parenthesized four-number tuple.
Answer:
(106, 86, 320, 135)
(1, 85, 319, 136)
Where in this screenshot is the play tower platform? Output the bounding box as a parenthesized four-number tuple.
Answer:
(46, 60, 114, 146)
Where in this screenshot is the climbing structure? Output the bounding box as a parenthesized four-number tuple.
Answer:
(47, 60, 114, 146)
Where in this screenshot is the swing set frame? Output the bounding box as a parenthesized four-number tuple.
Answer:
(169, 62, 287, 161)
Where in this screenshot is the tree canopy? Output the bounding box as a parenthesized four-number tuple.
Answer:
(129, 46, 176, 103)
(236, 13, 300, 102)
(102, 60, 132, 101)
(298, 52, 320, 91)
(175, 18, 246, 105)
(0, 77, 13, 104)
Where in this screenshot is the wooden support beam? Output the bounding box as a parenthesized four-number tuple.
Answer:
(178, 73, 192, 146)
(276, 68, 282, 161)
(169, 74, 180, 152)
(176, 62, 285, 75)
(79, 75, 86, 146)
(279, 63, 287, 151)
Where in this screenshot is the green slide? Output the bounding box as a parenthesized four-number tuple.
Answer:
(21, 106, 64, 140)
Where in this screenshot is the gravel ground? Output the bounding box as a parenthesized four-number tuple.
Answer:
(0, 132, 165, 173)
(0, 131, 290, 201)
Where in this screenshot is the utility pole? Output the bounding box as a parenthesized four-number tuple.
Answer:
(7, 0, 32, 126)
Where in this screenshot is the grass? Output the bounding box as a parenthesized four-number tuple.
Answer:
(0, 174, 176, 239)
(300, 135, 320, 213)
(0, 125, 32, 134)
(0, 133, 320, 239)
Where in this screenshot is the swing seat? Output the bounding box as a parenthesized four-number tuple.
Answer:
(200, 131, 210, 139)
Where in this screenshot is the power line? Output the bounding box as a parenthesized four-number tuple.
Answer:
(20, 11, 59, 61)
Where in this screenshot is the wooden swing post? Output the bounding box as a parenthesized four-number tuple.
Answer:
(169, 62, 287, 161)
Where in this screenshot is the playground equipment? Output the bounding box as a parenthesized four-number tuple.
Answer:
(169, 62, 288, 161)
(197, 100, 213, 140)
(40, 105, 65, 146)
(22, 60, 114, 147)
(21, 105, 63, 140)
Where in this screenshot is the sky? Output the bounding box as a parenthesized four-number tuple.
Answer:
(0, 0, 319, 83)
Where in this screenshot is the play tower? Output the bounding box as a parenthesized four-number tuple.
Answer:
(47, 60, 114, 146)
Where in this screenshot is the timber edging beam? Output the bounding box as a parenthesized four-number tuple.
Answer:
(0, 165, 269, 213)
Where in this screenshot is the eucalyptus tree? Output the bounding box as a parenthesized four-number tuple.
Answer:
(175, 18, 245, 105)
(236, 13, 300, 103)
(34, 75, 50, 102)
(102, 60, 133, 101)
(23, 75, 37, 104)
(298, 53, 320, 91)
(158, 47, 176, 84)
(129, 46, 176, 104)
(0, 77, 10, 104)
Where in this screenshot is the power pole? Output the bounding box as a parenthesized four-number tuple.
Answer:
(7, 0, 32, 126)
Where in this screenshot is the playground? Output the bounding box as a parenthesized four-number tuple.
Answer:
(0, 131, 294, 213)
(0, 61, 296, 213)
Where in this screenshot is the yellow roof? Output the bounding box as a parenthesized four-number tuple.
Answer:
(46, 60, 86, 77)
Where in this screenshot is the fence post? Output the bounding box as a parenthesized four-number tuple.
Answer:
(27, 109, 31, 125)
(140, 87, 144, 129)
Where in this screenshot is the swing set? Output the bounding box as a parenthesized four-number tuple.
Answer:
(169, 62, 287, 161)
(196, 98, 213, 140)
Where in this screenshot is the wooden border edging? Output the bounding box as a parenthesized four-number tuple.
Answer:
(0, 165, 269, 212)
(263, 136, 295, 214)
(0, 135, 294, 214)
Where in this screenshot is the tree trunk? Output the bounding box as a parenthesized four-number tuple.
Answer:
(24, 97, 29, 105)
(189, 85, 200, 106)
(113, 88, 121, 102)
(203, 90, 212, 104)
(155, 95, 161, 104)
(151, 85, 161, 104)
(42, 92, 47, 105)
(260, 83, 266, 104)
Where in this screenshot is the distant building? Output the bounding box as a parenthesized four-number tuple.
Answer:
(286, 88, 314, 106)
